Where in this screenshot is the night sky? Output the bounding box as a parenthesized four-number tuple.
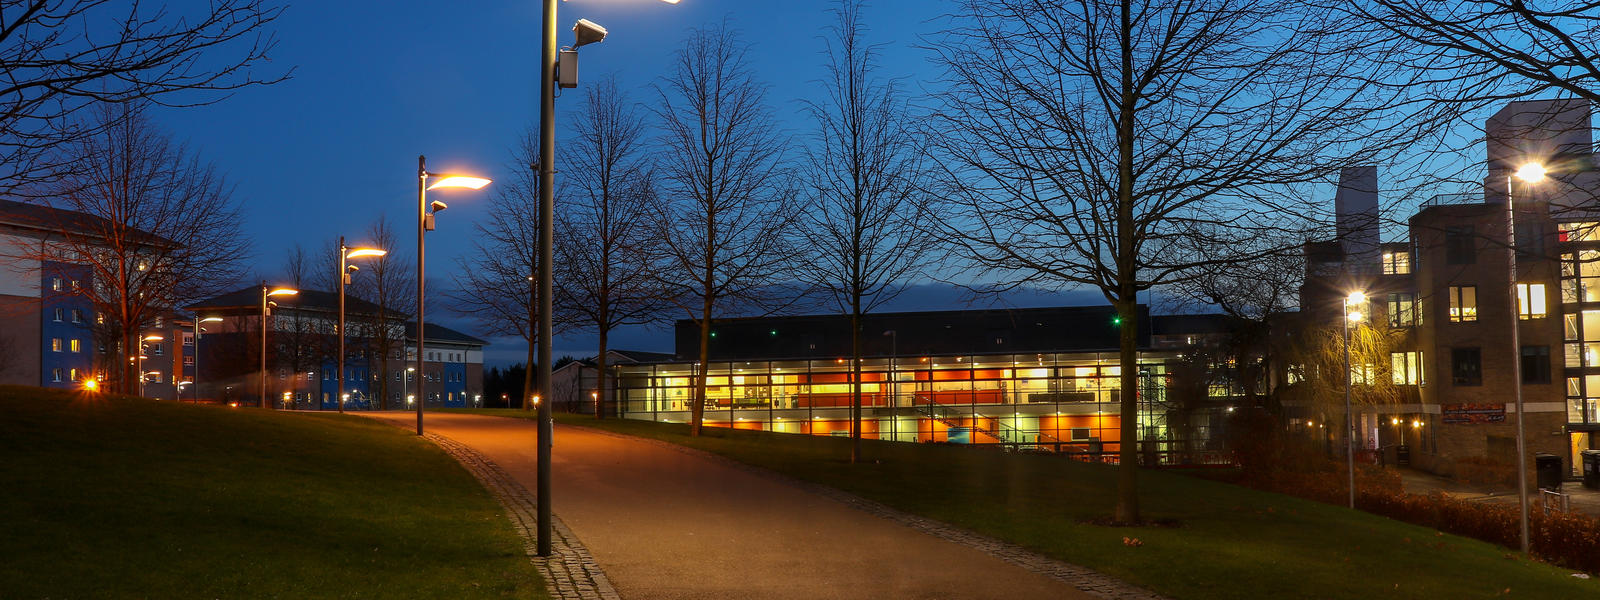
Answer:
(149, 0, 1101, 365)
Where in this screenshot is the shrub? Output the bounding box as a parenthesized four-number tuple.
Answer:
(1233, 453, 1600, 574)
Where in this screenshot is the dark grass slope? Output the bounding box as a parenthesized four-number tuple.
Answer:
(0, 387, 546, 599)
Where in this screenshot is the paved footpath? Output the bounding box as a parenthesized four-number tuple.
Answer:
(363, 412, 1161, 600)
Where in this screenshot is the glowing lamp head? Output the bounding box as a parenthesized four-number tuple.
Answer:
(83, 379, 98, 391)
(266, 288, 298, 298)
(200, 317, 223, 323)
(346, 248, 388, 259)
(1346, 291, 1367, 305)
(427, 176, 491, 191)
(1516, 163, 1547, 183)
(1347, 311, 1365, 323)
(142, 334, 164, 342)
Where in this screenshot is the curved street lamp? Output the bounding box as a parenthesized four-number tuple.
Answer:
(416, 156, 491, 435)
(337, 239, 388, 414)
(191, 316, 222, 402)
(260, 285, 299, 409)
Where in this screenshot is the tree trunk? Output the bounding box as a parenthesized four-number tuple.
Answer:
(692, 308, 710, 437)
(596, 327, 608, 419)
(850, 308, 862, 463)
(523, 277, 538, 411)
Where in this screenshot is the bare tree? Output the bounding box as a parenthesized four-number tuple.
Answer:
(926, 0, 1444, 523)
(797, 0, 936, 463)
(653, 23, 797, 436)
(0, 1, 285, 195)
(276, 243, 327, 403)
(351, 217, 411, 410)
(553, 77, 666, 419)
(29, 102, 248, 393)
(1344, 1, 1600, 103)
(449, 133, 571, 411)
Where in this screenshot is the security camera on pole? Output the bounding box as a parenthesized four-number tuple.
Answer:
(533, 0, 679, 559)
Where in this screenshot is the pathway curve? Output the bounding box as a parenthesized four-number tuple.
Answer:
(363, 412, 1161, 600)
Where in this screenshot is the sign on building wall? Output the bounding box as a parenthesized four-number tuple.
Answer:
(1442, 403, 1506, 424)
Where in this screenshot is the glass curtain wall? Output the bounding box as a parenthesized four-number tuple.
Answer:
(612, 352, 1178, 460)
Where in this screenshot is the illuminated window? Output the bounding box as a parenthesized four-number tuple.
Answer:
(1448, 286, 1477, 322)
(69, 368, 79, 381)
(1387, 293, 1419, 327)
(1382, 251, 1411, 275)
(51, 278, 62, 291)
(69, 339, 80, 353)
(1391, 351, 1422, 385)
(1559, 222, 1600, 242)
(1517, 283, 1548, 319)
(50, 338, 62, 352)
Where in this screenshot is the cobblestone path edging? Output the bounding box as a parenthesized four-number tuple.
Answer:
(567, 424, 1170, 600)
(424, 432, 619, 600)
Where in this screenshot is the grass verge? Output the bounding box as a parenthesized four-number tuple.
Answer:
(0, 386, 546, 599)
(459, 409, 1598, 600)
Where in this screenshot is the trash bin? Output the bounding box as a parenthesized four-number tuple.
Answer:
(1582, 450, 1600, 490)
(1535, 453, 1563, 490)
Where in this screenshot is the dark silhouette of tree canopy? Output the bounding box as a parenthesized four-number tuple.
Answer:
(797, 0, 936, 463)
(554, 77, 665, 419)
(652, 23, 797, 437)
(31, 103, 248, 394)
(926, 0, 1448, 523)
(0, 0, 286, 194)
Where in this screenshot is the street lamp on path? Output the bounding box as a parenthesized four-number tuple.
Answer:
(1507, 162, 1546, 555)
(260, 284, 299, 409)
(534, 0, 681, 559)
(415, 156, 490, 435)
(193, 316, 222, 402)
(139, 334, 163, 398)
(338, 238, 387, 414)
(1342, 291, 1366, 509)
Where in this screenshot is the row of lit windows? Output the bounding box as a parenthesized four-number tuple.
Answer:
(1443, 283, 1548, 322)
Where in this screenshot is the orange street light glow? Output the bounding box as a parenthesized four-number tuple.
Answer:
(1516, 163, 1547, 183)
(427, 175, 492, 190)
(346, 248, 388, 259)
(200, 316, 223, 323)
(267, 288, 299, 297)
(83, 379, 98, 391)
(143, 334, 164, 341)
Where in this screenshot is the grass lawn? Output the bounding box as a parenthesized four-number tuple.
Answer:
(0, 386, 546, 599)
(460, 409, 1597, 600)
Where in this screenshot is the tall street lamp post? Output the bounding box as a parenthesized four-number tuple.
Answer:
(138, 334, 163, 397)
(260, 284, 299, 409)
(338, 239, 388, 414)
(1343, 291, 1365, 510)
(192, 316, 222, 402)
(1506, 162, 1547, 555)
(535, 0, 680, 558)
(415, 156, 490, 435)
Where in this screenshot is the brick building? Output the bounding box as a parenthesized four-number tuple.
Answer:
(1302, 99, 1598, 476)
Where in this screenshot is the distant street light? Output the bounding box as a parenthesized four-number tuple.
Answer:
(260, 284, 299, 409)
(1343, 291, 1365, 510)
(1507, 162, 1547, 555)
(139, 334, 163, 397)
(193, 317, 222, 403)
(337, 238, 387, 414)
(416, 156, 490, 435)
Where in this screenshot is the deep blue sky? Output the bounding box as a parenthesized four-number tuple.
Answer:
(148, 0, 1115, 365)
